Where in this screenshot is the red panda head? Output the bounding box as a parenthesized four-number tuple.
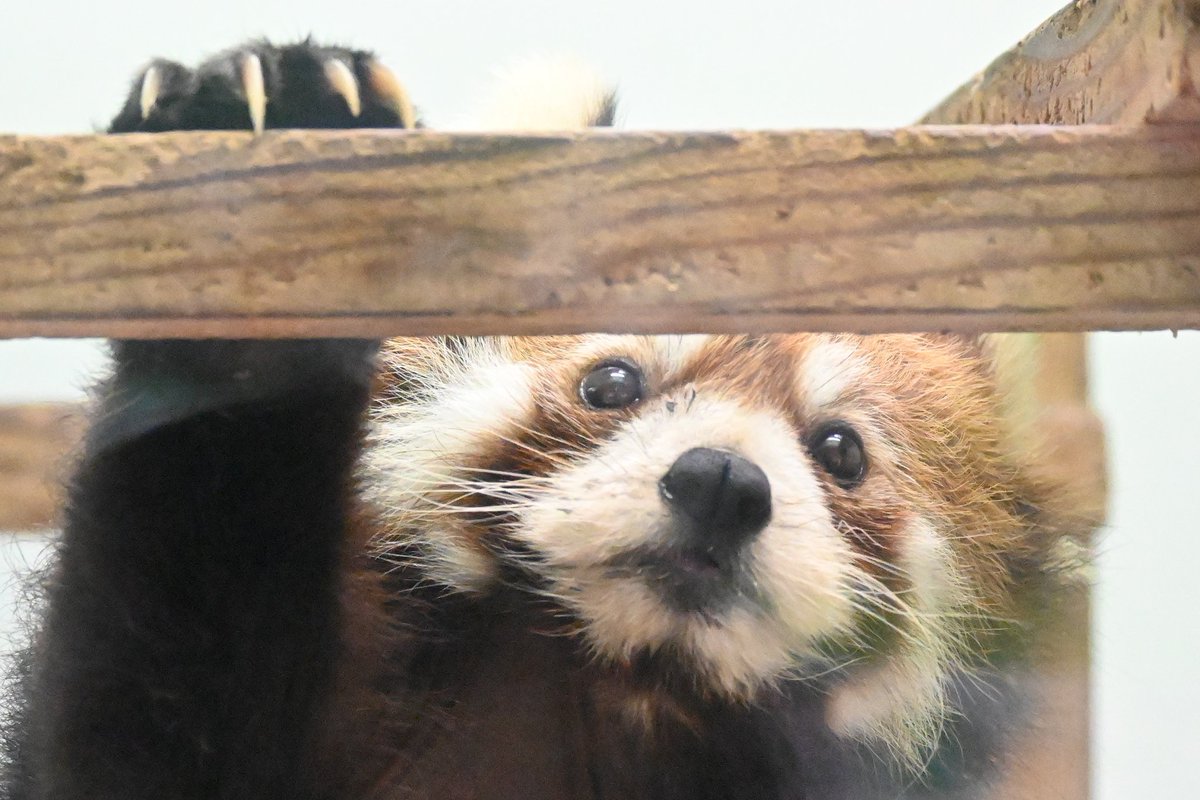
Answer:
(363, 333, 1065, 766)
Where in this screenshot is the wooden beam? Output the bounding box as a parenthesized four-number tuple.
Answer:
(1, 125, 1198, 338)
(924, 0, 1200, 126)
(0, 404, 83, 531)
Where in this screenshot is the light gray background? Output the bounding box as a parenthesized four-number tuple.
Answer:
(2, 1, 1197, 796)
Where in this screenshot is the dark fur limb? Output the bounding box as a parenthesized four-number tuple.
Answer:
(10, 340, 377, 799)
(108, 40, 413, 134)
(4, 40, 406, 797)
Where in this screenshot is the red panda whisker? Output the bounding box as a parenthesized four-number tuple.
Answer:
(505, 419, 600, 451)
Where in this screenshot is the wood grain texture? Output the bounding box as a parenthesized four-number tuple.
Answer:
(0, 125, 1198, 338)
(923, 0, 1200, 126)
(0, 404, 82, 531)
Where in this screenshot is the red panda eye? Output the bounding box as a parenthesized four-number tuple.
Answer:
(579, 358, 645, 410)
(809, 423, 867, 487)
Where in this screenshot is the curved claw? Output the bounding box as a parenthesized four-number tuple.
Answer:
(240, 53, 267, 134)
(365, 60, 416, 129)
(139, 66, 162, 120)
(323, 59, 362, 117)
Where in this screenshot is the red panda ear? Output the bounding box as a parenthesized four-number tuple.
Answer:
(1002, 459, 1093, 638)
(373, 336, 465, 399)
(979, 330, 1098, 622)
(970, 333, 1042, 437)
(937, 333, 1003, 369)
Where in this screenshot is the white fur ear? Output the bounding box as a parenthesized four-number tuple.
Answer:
(469, 55, 617, 131)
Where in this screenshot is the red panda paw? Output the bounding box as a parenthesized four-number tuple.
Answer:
(107, 39, 418, 134)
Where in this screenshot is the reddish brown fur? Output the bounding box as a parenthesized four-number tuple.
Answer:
(375, 332, 1060, 642)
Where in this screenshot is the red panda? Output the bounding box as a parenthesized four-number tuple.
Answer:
(363, 334, 1069, 786)
(2, 41, 1078, 800)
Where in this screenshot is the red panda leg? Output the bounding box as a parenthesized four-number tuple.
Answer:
(8, 40, 412, 799)
(25, 340, 376, 798)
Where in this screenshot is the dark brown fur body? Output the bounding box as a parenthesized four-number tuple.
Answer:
(328, 557, 1022, 800)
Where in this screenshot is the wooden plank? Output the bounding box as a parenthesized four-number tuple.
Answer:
(0, 404, 83, 531)
(0, 125, 1198, 338)
(924, 0, 1200, 126)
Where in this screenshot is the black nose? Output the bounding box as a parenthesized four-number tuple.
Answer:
(659, 447, 772, 553)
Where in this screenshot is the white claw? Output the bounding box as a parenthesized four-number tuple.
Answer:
(365, 60, 416, 129)
(240, 53, 267, 135)
(139, 66, 162, 120)
(323, 59, 361, 117)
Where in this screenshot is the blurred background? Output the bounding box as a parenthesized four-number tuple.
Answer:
(1, 1, 1196, 796)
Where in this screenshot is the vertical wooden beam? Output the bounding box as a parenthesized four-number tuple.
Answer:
(0, 404, 83, 531)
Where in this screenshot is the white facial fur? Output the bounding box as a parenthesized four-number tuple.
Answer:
(798, 338, 867, 412)
(364, 334, 980, 765)
(515, 391, 861, 695)
(825, 517, 971, 767)
(363, 339, 537, 590)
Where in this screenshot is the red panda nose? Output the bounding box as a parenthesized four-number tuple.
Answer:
(658, 447, 773, 552)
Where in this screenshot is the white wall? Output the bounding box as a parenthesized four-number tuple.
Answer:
(2, 2, 1197, 795)
(1089, 331, 1200, 799)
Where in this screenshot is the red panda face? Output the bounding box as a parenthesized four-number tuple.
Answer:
(365, 333, 1042, 765)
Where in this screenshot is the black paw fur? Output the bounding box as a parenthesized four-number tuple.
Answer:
(109, 39, 418, 134)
